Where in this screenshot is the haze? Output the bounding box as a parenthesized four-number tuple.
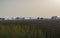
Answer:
(0, 0, 60, 18)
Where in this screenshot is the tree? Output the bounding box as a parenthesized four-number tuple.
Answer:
(40, 18, 43, 20)
(15, 17, 20, 20)
(37, 17, 40, 20)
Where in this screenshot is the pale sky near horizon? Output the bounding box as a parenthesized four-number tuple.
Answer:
(0, 0, 60, 18)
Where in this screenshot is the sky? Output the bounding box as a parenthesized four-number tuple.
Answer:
(0, 0, 60, 18)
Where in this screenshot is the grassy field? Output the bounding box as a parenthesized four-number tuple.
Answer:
(0, 20, 60, 38)
(0, 24, 44, 38)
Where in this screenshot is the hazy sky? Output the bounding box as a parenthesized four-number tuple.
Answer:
(0, 0, 60, 18)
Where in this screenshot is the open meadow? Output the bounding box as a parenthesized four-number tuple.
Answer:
(0, 20, 60, 38)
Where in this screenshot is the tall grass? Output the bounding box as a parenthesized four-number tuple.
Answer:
(0, 24, 44, 38)
(0, 20, 60, 38)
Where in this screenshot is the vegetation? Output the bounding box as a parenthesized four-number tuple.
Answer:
(0, 20, 60, 38)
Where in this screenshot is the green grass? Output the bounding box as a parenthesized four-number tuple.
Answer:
(0, 25, 44, 38)
(0, 20, 60, 38)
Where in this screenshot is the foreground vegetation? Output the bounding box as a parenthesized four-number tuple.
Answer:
(0, 20, 60, 38)
(0, 25, 44, 38)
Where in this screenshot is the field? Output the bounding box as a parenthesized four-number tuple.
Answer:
(0, 20, 60, 38)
